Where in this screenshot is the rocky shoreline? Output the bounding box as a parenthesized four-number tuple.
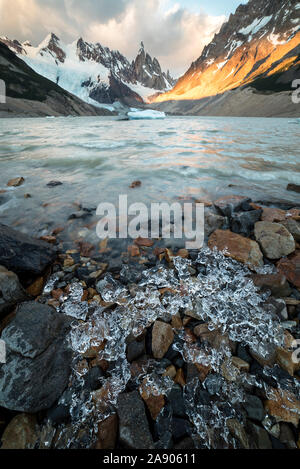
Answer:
(0, 194, 300, 450)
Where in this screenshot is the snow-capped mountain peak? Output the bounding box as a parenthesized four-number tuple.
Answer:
(0, 34, 175, 106)
(155, 0, 300, 103)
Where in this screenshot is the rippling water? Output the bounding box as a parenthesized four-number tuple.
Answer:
(0, 115, 299, 237)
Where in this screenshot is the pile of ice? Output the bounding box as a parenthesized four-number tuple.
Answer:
(43, 247, 297, 448)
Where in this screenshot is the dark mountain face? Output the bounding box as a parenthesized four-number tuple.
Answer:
(154, 0, 300, 103)
(133, 42, 176, 90)
(0, 42, 112, 117)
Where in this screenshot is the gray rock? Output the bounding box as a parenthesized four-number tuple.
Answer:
(254, 222, 296, 259)
(117, 391, 154, 449)
(204, 374, 223, 396)
(0, 302, 72, 412)
(204, 210, 228, 238)
(214, 196, 252, 217)
(248, 422, 272, 449)
(251, 273, 291, 298)
(0, 266, 27, 318)
(281, 219, 300, 242)
(168, 385, 186, 418)
(47, 181, 63, 187)
(0, 224, 56, 277)
(231, 209, 262, 237)
(249, 342, 277, 367)
(0, 413, 39, 449)
(243, 395, 265, 422)
(126, 338, 145, 363)
(279, 423, 297, 449)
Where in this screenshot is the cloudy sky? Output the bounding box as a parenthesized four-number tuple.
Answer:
(0, 0, 247, 75)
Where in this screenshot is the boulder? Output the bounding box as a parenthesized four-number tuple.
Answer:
(277, 252, 300, 289)
(231, 209, 262, 237)
(251, 273, 291, 298)
(0, 266, 27, 318)
(0, 224, 57, 277)
(254, 222, 295, 260)
(214, 196, 252, 217)
(287, 184, 300, 194)
(226, 419, 250, 449)
(204, 210, 228, 238)
(0, 414, 39, 449)
(117, 391, 154, 449)
(0, 302, 72, 412)
(243, 395, 265, 422)
(7, 177, 25, 187)
(261, 207, 300, 223)
(249, 343, 277, 367)
(152, 321, 174, 359)
(94, 414, 118, 450)
(208, 230, 263, 267)
(265, 389, 300, 427)
(248, 423, 272, 449)
(140, 378, 165, 421)
(281, 219, 300, 242)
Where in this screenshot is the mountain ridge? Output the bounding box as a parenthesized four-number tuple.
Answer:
(153, 0, 300, 112)
(0, 34, 175, 107)
(0, 42, 113, 117)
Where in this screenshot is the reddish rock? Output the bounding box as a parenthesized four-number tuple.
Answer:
(195, 363, 211, 382)
(52, 226, 65, 236)
(231, 357, 250, 373)
(77, 241, 94, 258)
(276, 347, 300, 376)
(208, 230, 263, 267)
(261, 207, 288, 223)
(174, 369, 186, 387)
(163, 365, 177, 379)
(39, 235, 57, 245)
(227, 419, 250, 449)
(64, 256, 75, 268)
(171, 314, 183, 330)
(177, 249, 189, 259)
(0, 414, 38, 449)
(128, 245, 140, 257)
(26, 277, 44, 297)
(152, 321, 174, 359)
(251, 273, 291, 298)
(134, 237, 154, 247)
(140, 379, 165, 421)
(277, 252, 300, 289)
(130, 180, 142, 189)
(265, 389, 300, 427)
(51, 288, 64, 300)
(7, 177, 25, 187)
(94, 414, 118, 450)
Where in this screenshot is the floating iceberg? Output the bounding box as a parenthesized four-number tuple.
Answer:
(128, 109, 166, 120)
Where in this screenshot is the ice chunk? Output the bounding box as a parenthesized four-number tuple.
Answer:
(127, 109, 166, 120)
